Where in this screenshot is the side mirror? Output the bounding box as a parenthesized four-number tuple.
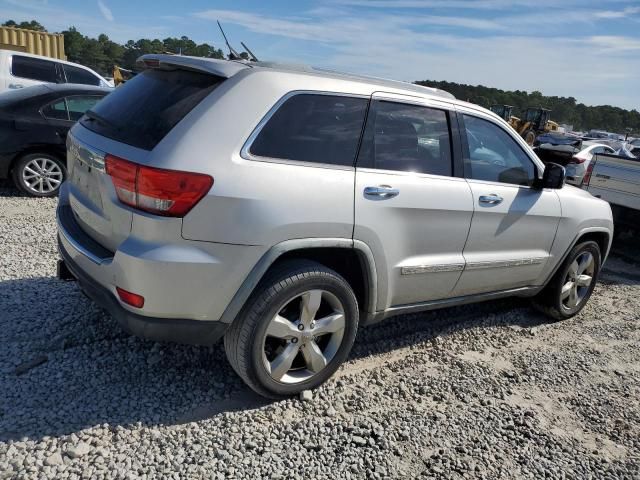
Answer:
(536, 163, 565, 189)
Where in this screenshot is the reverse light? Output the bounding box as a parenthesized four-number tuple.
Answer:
(105, 154, 213, 217)
(116, 287, 145, 308)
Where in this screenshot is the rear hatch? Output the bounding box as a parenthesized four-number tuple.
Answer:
(66, 57, 243, 251)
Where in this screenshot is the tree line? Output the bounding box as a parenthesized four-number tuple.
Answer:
(2, 20, 226, 76)
(416, 80, 639, 134)
(3, 20, 638, 133)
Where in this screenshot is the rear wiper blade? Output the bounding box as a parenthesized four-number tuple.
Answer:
(83, 110, 120, 130)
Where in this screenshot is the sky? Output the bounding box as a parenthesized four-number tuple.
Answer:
(1, 0, 639, 110)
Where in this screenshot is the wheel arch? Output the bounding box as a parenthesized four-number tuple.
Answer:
(576, 229, 611, 262)
(542, 226, 612, 288)
(219, 238, 378, 325)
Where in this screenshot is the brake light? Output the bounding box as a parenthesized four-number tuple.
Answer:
(105, 154, 213, 217)
(583, 163, 595, 186)
(105, 155, 137, 207)
(569, 156, 586, 164)
(116, 287, 145, 308)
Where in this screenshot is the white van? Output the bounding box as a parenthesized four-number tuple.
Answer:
(0, 50, 112, 92)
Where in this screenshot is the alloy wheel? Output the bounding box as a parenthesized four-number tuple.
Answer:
(22, 158, 63, 194)
(561, 251, 595, 310)
(262, 289, 346, 384)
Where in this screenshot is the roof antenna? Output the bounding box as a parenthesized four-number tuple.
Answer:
(240, 41, 259, 62)
(217, 20, 241, 60)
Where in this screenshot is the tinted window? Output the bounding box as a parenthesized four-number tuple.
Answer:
(80, 69, 223, 150)
(66, 96, 103, 121)
(42, 99, 69, 120)
(11, 55, 58, 82)
(63, 65, 101, 86)
(249, 94, 368, 166)
(357, 100, 452, 176)
(463, 115, 536, 186)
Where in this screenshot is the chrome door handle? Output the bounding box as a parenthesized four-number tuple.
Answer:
(9, 83, 24, 89)
(479, 194, 503, 205)
(364, 185, 399, 199)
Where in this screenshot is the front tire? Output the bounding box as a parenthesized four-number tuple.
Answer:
(12, 153, 66, 197)
(533, 241, 601, 320)
(224, 260, 359, 399)
(523, 129, 536, 146)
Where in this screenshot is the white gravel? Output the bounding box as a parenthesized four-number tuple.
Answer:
(1, 181, 639, 479)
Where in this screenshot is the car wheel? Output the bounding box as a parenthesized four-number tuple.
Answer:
(12, 153, 66, 197)
(224, 260, 359, 399)
(523, 129, 536, 146)
(533, 241, 601, 321)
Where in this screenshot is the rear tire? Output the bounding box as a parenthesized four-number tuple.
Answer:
(12, 153, 66, 197)
(532, 241, 601, 321)
(224, 260, 359, 399)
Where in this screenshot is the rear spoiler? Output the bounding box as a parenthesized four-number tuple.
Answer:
(136, 54, 250, 79)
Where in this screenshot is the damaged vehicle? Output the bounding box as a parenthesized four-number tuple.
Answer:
(56, 55, 614, 398)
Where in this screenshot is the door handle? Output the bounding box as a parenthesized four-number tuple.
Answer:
(9, 83, 24, 89)
(479, 194, 503, 205)
(364, 185, 399, 199)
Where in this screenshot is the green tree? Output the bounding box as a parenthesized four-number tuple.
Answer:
(2, 20, 46, 31)
(416, 79, 640, 132)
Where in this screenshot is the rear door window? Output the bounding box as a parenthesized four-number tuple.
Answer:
(356, 100, 453, 176)
(80, 69, 223, 150)
(11, 55, 58, 82)
(63, 64, 101, 86)
(249, 94, 368, 166)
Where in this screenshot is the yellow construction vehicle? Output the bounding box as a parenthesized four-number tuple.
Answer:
(113, 65, 135, 86)
(490, 105, 559, 145)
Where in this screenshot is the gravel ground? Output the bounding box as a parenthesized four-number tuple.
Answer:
(1, 182, 639, 479)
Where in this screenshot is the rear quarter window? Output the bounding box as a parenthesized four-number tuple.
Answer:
(80, 69, 223, 150)
(42, 99, 69, 120)
(249, 94, 368, 166)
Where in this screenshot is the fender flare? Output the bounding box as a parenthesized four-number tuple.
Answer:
(219, 238, 378, 324)
(542, 226, 612, 287)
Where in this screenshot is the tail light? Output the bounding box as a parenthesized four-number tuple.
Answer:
(105, 155, 213, 217)
(583, 163, 595, 186)
(569, 156, 586, 164)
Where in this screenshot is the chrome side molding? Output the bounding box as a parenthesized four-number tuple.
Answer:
(401, 263, 464, 275)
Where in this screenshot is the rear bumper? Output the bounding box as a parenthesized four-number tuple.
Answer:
(57, 236, 227, 345)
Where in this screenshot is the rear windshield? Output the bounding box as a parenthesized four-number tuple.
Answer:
(80, 69, 223, 150)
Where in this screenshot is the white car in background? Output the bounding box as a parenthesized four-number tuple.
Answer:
(0, 50, 112, 93)
(565, 143, 616, 186)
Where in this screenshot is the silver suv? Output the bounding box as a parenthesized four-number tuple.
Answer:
(56, 55, 613, 398)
